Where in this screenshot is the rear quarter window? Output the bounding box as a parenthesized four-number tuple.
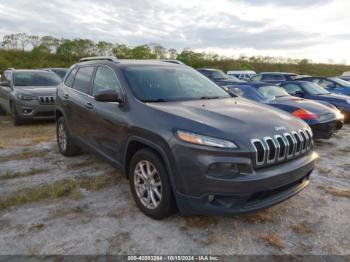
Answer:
(72, 66, 95, 94)
(64, 67, 78, 87)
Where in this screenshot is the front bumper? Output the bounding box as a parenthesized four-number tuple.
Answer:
(15, 99, 55, 120)
(170, 140, 317, 215)
(309, 119, 343, 139)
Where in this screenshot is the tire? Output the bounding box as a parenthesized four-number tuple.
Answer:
(56, 117, 80, 157)
(10, 102, 24, 126)
(129, 149, 176, 219)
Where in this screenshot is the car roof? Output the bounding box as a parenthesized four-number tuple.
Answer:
(196, 68, 221, 71)
(78, 59, 186, 68)
(259, 72, 297, 75)
(7, 69, 56, 73)
(281, 80, 310, 84)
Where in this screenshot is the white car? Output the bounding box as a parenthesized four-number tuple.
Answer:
(227, 70, 256, 81)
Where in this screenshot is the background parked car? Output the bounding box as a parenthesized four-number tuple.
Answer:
(227, 70, 256, 81)
(280, 81, 350, 122)
(225, 82, 344, 139)
(0, 69, 60, 125)
(298, 77, 350, 96)
(42, 68, 68, 80)
(339, 76, 350, 82)
(251, 72, 299, 84)
(197, 68, 244, 86)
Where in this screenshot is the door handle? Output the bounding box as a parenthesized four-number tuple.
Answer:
(63, 94, 70, 99)
(84, 102, 94, 110)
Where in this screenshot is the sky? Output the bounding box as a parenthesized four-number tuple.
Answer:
(0, 0, 349, 64)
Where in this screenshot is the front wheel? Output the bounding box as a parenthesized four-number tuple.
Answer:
(57, 117, 80, 157)
(129, 149, 176, 219)
(10, 102, 24, 126)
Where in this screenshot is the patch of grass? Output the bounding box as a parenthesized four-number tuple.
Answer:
(316, 166, 331, 175)
(318, 185, 350, 198)
(66, 157, 102, 170)
(0, 168, 49, 180)
(29, 223, 46, 232)
(242, 211, 275, 224)
(260, 232, 285, 250)
(290, 220, 314, 235)
(184, 216, 219, 228)
(0, 148, 51, 163)
(0, 173, 121, 211)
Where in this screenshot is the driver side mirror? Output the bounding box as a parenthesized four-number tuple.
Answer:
(94, 89, 123, 103)
(294, 91, 304, 97)
(0, 80, 10, 87)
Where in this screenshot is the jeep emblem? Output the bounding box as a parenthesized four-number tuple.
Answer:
(275, 126, 286, 131)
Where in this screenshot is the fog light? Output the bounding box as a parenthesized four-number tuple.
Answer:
(208, 195, 215, 202)
(23, 109, 32, 114)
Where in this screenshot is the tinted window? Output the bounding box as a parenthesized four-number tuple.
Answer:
(210, 70, 227, 80)
(72, 67, 95, 94)
(51, 69, 68, 79)
(13, 72, 60, 87)
(92, 66, 121, 96)
(262, 74, 284, 81)
(283, 84, 303, 95)
(258, 85, 289, 100)
(251, 75, 262, 81)
(122, 66, 230, 102)
(65, 67, 78, 87)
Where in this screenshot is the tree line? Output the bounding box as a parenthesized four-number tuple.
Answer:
(1, 32, 349, 76)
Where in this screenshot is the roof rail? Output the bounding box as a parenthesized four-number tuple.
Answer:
(79, 56, 118, 63)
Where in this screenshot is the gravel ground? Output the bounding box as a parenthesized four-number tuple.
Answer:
(0, 115, 349, 255)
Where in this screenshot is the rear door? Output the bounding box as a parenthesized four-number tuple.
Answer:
(0, 71, 13, 111)
(68, 66, 96, 142)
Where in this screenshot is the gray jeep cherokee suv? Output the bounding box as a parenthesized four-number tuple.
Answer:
(0, 69, 60, 125)
(56, 56, 317, 219)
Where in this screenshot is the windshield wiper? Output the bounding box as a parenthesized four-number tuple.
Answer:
(142, 99, 167, 103)
(200, 96, 220, 100)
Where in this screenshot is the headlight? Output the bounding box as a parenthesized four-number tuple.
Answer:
(18, 94, 37, 101)
(177, 130, 238, 149)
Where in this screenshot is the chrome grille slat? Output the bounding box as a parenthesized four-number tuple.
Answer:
(251, 129, 312, 167)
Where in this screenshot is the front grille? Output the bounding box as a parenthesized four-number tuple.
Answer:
(251, 129, 312, 167)
(39, 96, 55, 104)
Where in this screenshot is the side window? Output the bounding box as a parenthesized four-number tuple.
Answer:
(283, 84, 302, 94)
(92, 66, 121, 96)
(199, 70, 210, 77)
(64, 67, 78, 87)
(252, 75, 262, 81)
(318, 79, 334, 89)
(72, 66, 95, 94)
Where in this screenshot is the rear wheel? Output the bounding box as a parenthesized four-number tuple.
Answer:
(57, 117, 80, 156)
(129, 149, 175, 219)
(10, 102, 24, 126)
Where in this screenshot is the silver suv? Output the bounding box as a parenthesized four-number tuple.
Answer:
(0, 69, 60, 125)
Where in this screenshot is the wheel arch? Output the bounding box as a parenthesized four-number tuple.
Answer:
(123, 136, 177, 192)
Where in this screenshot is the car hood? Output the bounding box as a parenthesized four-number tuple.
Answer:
(270, 96, 334, 115)
(15, 86, 57, 96)
(313, 93, 350, 102)
(147, 97, 308, 142)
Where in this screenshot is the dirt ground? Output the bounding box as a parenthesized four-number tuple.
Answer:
(0, 115, 349, 255)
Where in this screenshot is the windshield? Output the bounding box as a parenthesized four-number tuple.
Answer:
(14, 72, 60, 87)
(228, 85, 268, 103)
(121, 66, 231, 102)
(301, 82, 329, 95)
(329, 77, 350, 87)
(211, 70, 228, 80)
(51, 69, 68, 79)
(258, 85, 290, 100)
